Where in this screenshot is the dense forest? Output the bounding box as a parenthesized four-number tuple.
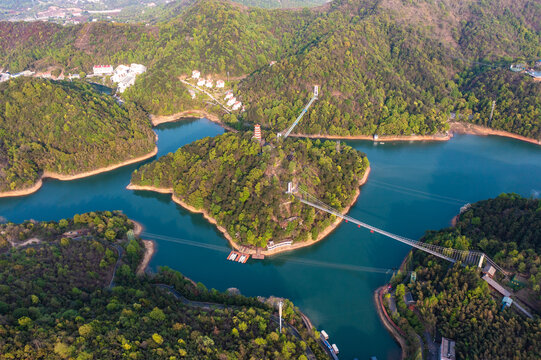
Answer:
(0, 212, 326, 359)
(131, 132, 369, 247)
(455, 68, 541, 139)
(0, 77, 155, 193)
(387, 194, 541, 359)
(1, 0, 539, 138)
(237, 0, 541, 137)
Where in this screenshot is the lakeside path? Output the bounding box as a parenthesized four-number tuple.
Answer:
(126, 166, 371, 257)
(0, 145, 158, 198)
(374, 285, 407, 360)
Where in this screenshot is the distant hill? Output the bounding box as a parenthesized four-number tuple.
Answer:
(237, 0, 541, 137)
(230, 0, 327, 9)
(0, 78, 155, 193)
(1, 0, 539, 138)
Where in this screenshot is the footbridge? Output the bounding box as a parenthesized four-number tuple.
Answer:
(278, 85, 318, 139)
(288, 183, 506, 276)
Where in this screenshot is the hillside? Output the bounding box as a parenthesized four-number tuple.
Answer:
(1, 0, 539, 137)
(236, 0, 541, 137)
(130, 132, 369, 248)
(0, 212, 326, 359)
(0, 77, 155, 193)
(386, 194, 541, 359)
(455, 68, 541, 139)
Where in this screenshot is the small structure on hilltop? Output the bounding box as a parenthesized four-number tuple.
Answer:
(224, 92, 233, 100)
(440, 337, 456, 360)
(110, 64, 146, 93)
(191, 70, 200, 79)
(404, 291, 415, 306)
(216, 79, 225, 88)
(93, 65, 113, 76)
(509, 63, 526, 72)
(0, 73, 10, 82)
(501, 296, 513, 311)
(111, 65, 130, 82)
(130, 63, 146, 75)
(205, 79, 213, 88)
(253, 124, 262, 141)
(232, 101, 242, 111)
(197, 78, 205, 87)
(483, 264, 496, 278)
(526, 69, 541, 81)
(226, 97, 236, 107)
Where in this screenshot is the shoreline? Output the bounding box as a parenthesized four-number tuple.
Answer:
(0, 145, 158, 198)
(126, 165, 371, 257)
(137, 239, 156, 275)
(288, 133, 451, 142)
(150, 109, 238, 132)
(448, 121, 541, 146)
(374, 286, 407, 359)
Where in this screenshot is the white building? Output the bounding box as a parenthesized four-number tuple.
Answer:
(224, 92, 233, 100)
(197, 78, 205, 87)
(216, 79, 225, 88)
(188, 89, 196, 99)
(205, 79, 213, 88)
(117, 74, 136, 93)
(232, 101, 242, 111)
(192, 70, 200, 79)
(0, 73, 10, 82)
(130, 63, 146, 75)
(111, 65, 130, 83)
(68, 73, 80, 80)
(227, 97, 236, 107)
(93, 65, 114, 76)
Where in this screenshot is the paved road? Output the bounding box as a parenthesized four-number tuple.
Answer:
(108, 243, 124, 289)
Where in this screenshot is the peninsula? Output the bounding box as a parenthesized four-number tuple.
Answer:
(0, 211, 327, 359)
(0, 78, 156, 197)
(377, 194, 541, 359)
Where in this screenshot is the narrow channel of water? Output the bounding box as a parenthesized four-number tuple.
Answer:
(2, 118, 540, 359)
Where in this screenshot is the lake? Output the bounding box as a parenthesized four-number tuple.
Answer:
(2, 118, 540, 359)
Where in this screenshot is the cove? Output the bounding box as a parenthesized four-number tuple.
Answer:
(1, 118, 540, 359)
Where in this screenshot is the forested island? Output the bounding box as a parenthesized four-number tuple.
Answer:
(381, 194, 541, 359)
(0, 77, 156, 195)
(0, 211, 327, 359)
(1, 0, 539, 141)
(129, 132, 369, 252)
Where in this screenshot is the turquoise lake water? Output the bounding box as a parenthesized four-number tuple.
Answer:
(2, 118, 540, 359)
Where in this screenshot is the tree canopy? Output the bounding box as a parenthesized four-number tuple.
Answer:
(131, 132, 369, 247)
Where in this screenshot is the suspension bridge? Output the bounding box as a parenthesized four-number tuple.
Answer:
(278, 85, 318, 139)
(287, 183, 507, 276)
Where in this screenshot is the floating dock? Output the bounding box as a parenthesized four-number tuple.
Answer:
(227, 251, 250, 263)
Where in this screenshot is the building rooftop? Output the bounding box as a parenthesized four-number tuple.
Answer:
(440, 337, 455, 360)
